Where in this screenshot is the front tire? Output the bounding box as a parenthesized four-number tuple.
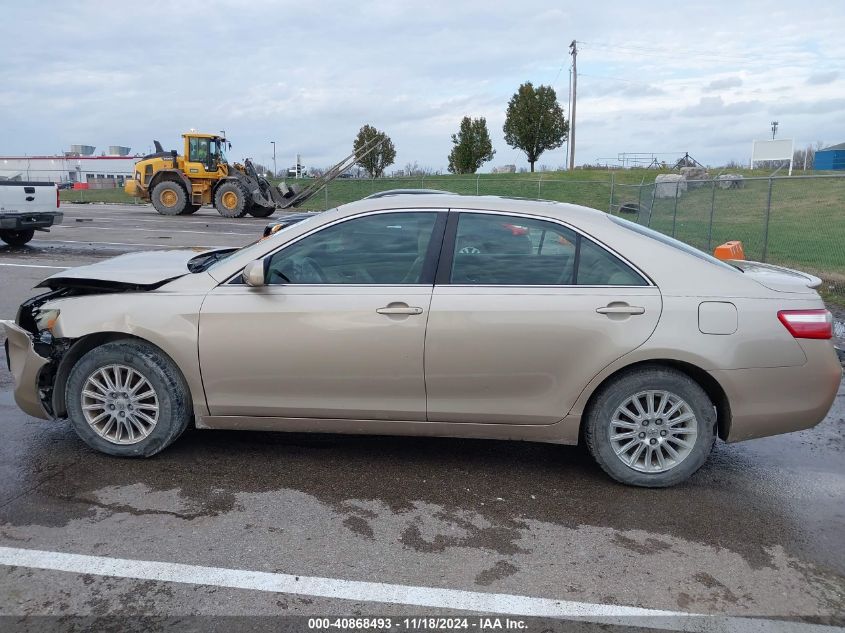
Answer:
(65, 340, 192, 457)
(151, 181, 187, 216)
(247, 204, 275, 218)
(584, 366, 716, 487)
(0, 229, 36, 246)
(214, 181, 249, 218)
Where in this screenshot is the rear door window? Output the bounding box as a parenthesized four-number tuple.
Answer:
(449, 212, 646, 286)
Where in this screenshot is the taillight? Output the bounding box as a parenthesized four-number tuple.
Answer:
(56, 185, 60, 208)
(777, 309, 832, 340)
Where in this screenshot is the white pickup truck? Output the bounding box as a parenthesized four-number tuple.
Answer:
(0, 181, 64, 246)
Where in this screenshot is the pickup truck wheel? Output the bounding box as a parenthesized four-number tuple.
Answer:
(65, 340, 192, 457)
(584, 366, 716, 488)
(0, 229, 36, 247)
(247, 204, 275, 218)
(151, 181, 187, 216)
(214, 182, 248, 218)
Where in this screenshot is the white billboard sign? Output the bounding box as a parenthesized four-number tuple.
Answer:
(751, 139, 794, 175)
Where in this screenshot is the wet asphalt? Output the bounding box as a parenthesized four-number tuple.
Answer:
(0, 204, 843, 627)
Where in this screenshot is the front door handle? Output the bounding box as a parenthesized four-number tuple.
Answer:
(376, 305, 423, 315)
(596, 305, 645, 315)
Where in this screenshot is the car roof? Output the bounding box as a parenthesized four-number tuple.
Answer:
(336, 193, 609, 226)
(364, 188, 455, 199)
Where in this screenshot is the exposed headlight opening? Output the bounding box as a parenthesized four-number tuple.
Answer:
(35, 309, 60, 333)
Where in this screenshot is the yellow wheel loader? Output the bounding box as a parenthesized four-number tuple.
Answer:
(124, 131, 381, 218)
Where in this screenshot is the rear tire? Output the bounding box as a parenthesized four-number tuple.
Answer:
(65, 340, 192, 458)
(0, 229, 36, 246)
(151, 181, 187, 216)
(214, 181, 249, 218)
(584, 366, 716, 487)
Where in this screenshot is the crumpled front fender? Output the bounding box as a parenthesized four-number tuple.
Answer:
(2, 320, 51, 420)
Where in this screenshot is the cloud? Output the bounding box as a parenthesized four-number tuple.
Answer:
(679, 96, 764, 117)
(0, 0, 844, 170)
(704, 76, 743, 91)
(806, 70, 839, 85)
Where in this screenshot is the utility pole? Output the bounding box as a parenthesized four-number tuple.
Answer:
(771, 121, 778, 140)
(568, 40, 578, 171)
(270, 141, 277, 178)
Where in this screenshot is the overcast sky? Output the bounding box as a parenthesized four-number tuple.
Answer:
(1, 1, 843, 172)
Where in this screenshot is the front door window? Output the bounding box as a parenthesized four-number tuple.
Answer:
(265, 212, 439, 285)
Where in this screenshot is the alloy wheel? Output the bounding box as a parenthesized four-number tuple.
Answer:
(609, 390, 698, 473)
(80, 364, 160, 445)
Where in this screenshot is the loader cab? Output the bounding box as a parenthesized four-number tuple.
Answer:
(183, 134, 227, 177)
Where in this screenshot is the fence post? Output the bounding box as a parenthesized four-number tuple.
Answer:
(671, 180, 680, 237)
(608, 172, 615, 213)
(324, 184, 328, 209)
(537, 174, 542, 199)
(707, 179, 717, 250)
(476, 174, 480, 195)
(421, 175, 425, 190)
(762, 177, 773, 262)
(634, 177, 643, 221)
(647, 182, 657, 227)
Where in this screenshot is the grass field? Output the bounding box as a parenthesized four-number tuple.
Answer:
(60, 168, 845, 303)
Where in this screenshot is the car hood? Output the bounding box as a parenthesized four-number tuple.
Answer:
(729, 260, 822, 294)
(37, 248, 213, 291)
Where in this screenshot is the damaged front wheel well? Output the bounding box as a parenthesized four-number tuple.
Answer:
(52, 333, 160, 418)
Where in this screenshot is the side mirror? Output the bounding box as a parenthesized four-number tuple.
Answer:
(242, 260, 265, 287)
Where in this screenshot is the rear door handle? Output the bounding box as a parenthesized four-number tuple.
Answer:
(596, 305, 645, 315)
(377, 306, 423, 315)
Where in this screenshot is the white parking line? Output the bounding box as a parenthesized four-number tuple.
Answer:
(0, 262, 69, 269)
(0, 546, 833, 632)
(30, 239, 214, 248)
(51, 225, 256, 237)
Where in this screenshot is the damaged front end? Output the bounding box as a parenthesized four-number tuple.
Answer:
(3, 290, 74, 419)
(4, 281, 167, 420)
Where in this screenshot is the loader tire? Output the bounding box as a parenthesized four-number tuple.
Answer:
(151, 181, 187, 216)
(182, 203, 201, 215)
(214, 182, 249, 218)
(247, 204, 276, 218)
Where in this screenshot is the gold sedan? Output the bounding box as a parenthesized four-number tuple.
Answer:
(3, 194, 841, 487)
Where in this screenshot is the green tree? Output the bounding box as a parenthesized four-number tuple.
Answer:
(353, 124, 396, 178)
(503, 82, 568, 172)
(447, 116, 496, 174)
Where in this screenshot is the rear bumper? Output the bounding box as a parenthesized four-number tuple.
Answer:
(0, 212, 63, 231)
(1, 320, 51, 420)
(712, 340, 842, 442)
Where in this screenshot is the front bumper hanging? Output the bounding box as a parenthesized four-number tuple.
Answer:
(1, 320, 51, 419)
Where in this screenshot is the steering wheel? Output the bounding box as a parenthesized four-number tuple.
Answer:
(298, 257, 328, 283)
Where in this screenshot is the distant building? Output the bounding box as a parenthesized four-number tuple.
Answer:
(0, 147, 138, 185)
(815, 142, 845, 170)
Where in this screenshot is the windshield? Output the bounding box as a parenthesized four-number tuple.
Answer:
(205, 212, 324, 272)
(609, 215, 739, 272)
(214, 139, 227, 164)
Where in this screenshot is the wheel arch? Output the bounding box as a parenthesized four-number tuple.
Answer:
(579, 359, 732, 442)
(149, 169, 191, 194)
(52, 332, 194, 420)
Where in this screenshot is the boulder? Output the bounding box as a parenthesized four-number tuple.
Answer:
(680, 166, 710, 188)
(655, 174, 687, 199)
(717, 174, 745, 189)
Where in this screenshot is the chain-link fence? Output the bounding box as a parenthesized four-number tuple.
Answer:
(607, 175, 845, 304)
(61, 172, 845, 303)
